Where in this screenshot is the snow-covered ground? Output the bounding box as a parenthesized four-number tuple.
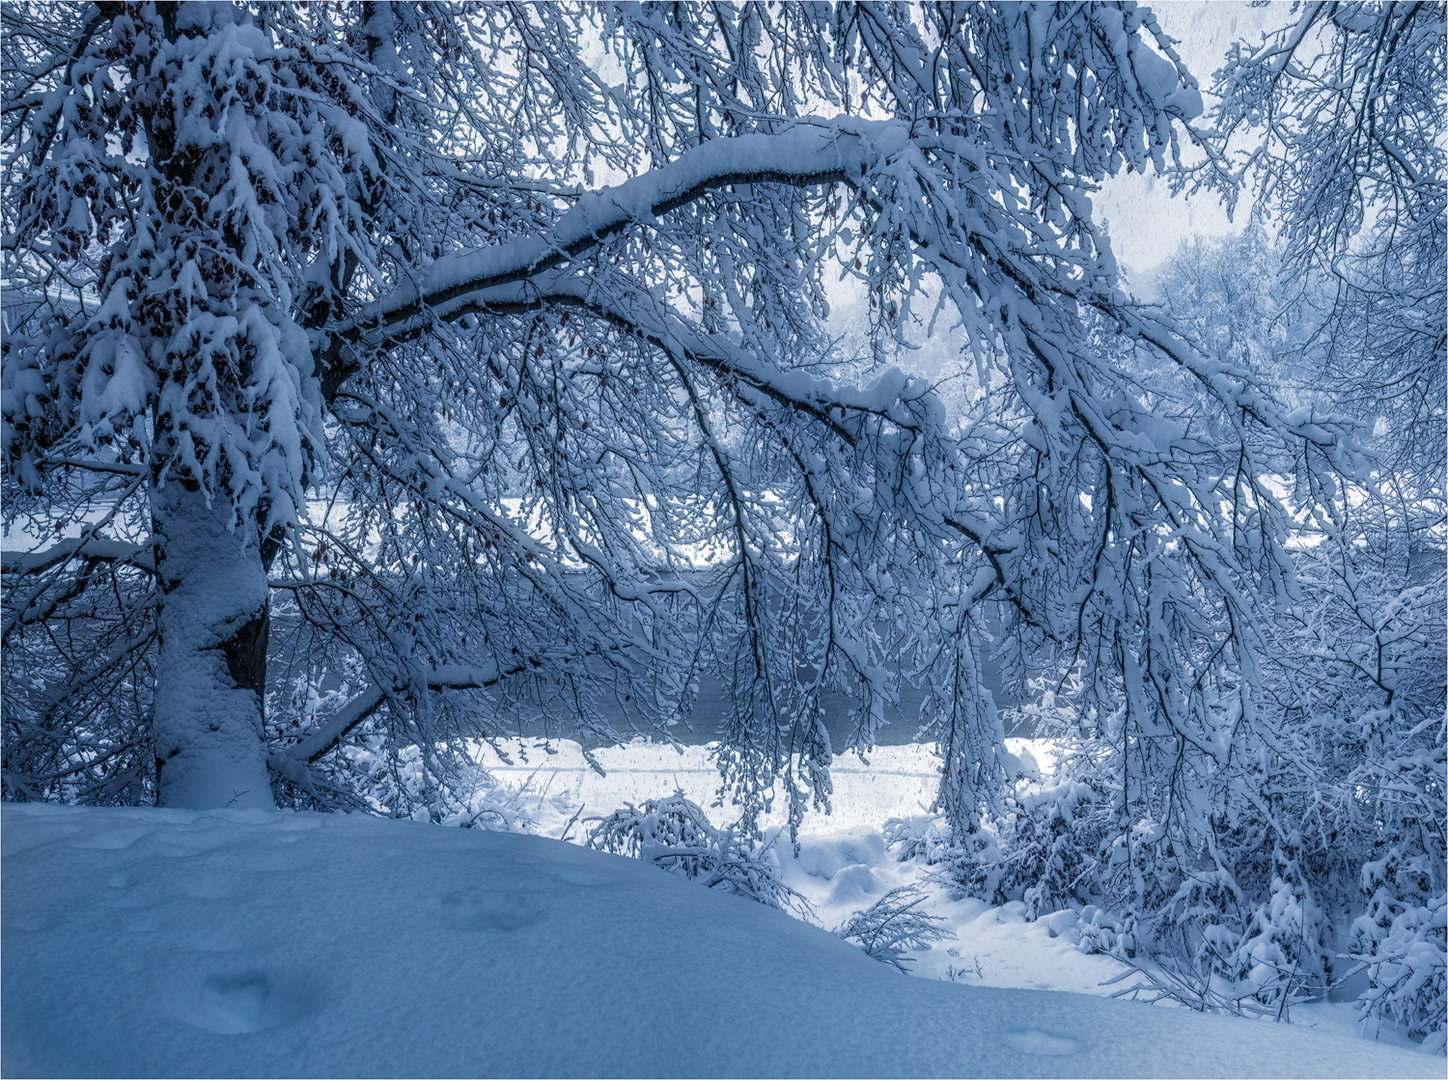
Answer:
(467, 738, 1429, 1047)
(5, 740, 1438, 1078)
(3, 801, 1437, 1080)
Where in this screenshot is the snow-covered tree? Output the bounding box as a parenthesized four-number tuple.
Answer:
(923, 4, 1445, 1043)
(2, 2, 1362, 845)
(3, 0, 469, 808)
(937, 219, 1444, 1030)
(1196, 5, 1444, 1040)
(1197, 0, 1446, 493)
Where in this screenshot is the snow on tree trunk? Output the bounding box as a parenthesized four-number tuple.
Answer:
(151, 486, 272, 810)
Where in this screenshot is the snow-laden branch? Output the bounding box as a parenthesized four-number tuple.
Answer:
(1, 537, 152, 575)
(332, 118, 907, 340)
(373, 267, 934, 436)
(268, 661, 528, 788)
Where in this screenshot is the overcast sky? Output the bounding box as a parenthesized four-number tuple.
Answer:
(1094, 1, 1287, 280)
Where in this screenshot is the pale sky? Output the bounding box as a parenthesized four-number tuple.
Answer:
(1094, 1, 1288, 281)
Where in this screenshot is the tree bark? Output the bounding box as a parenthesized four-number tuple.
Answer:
(151, 485, 274, 809)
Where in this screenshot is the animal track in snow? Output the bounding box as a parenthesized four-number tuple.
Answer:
(439, 889, 540, 931)
(1004, 1027, 1080, 1056)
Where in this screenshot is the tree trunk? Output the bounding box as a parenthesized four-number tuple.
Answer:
(151, 485, 274, 809)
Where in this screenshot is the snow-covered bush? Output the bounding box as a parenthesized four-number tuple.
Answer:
(1231, 875, 1332, 1013)
(835, 884, 953, 972)
(930, 826, 1004, 908)
(1077, 906, 1129, 957)
(1348, 851, 1448, 1052)
(274, 725, 539, 832)
(882, 814, 955, 866)
(924, 776, 1110, 919)
(996, 781, 1112, 919)
(587, 792, 805, 915)
(454, 789, 537, 834)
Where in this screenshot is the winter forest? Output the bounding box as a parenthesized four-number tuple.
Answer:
(2, 1, 1444, 1075)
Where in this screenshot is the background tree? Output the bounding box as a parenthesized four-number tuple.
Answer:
(935, 3, 1445, 1045)
(1198, 0, 1446, 493)
(1193, 3, 1444, 1040)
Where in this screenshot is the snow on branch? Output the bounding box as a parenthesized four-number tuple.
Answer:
(1, 537, 152, 576)
(269, 661, 528, 788)
(379, 268, 933, 436)
(334, 119, 907, 339)
(587, 791, 809, 916)
(835, 884, 954, 972)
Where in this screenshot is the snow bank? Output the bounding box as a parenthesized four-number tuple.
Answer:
(4, 804, 1438, 1079)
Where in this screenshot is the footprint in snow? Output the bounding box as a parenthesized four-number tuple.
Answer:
(171, 970, 319, 1035)
(1004, 1028, 1080, 1056)
(72, 824, 155, 850)
(439, 889, 540, 932)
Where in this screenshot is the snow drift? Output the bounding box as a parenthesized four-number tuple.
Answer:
(3, 804, 1438, 1079)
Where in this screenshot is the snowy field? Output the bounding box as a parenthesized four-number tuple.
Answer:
(5, 741, 1438, 1078)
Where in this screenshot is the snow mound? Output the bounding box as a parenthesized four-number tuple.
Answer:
(4, 804, 1438, 1079)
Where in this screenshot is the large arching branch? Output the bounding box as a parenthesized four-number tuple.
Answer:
(314, 118, 910, 381)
